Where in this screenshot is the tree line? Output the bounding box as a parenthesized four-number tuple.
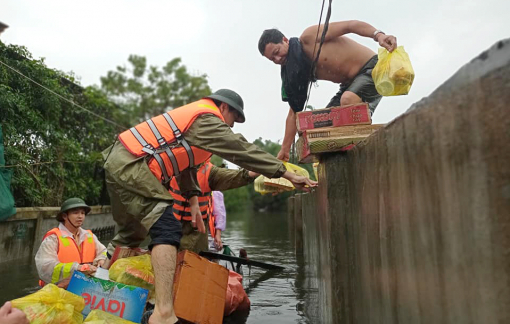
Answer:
(0, 41, 313, 212)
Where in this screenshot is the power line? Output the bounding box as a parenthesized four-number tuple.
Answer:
(0, 58, 126, 129)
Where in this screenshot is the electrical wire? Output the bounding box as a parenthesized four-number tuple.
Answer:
(0, 58, 126, 129)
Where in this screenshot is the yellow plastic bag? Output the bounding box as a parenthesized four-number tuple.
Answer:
(11, 284, 85, 324)
(372, 46, 415, 96)
(83, 309, 137, 324)
(254, 162, 310, 195)
(109, 254, 154, 298)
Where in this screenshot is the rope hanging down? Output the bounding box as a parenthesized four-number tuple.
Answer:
(304, 0, 333, 110)
(0, 59, 126, 130)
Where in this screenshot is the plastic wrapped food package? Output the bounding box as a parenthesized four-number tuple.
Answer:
(11, 284, 85, 324)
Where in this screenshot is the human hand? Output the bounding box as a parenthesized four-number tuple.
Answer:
(0, 302, 29, 324)
(248, 171, 260, 178)
(189, 196, 206, 233)
(95, 259, 105, 268)
(214, 230, 223, 250)
(377, 34, 397, 52)
(283, 172, 318, 192)
(276, 149, 290, 162)
(79, 264, 98, 275)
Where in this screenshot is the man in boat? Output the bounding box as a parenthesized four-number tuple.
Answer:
(35, 198, 107, 287)
(102, 88, 317, 324)
(258, 20, 397, 161)
(168, 159, 258, 254)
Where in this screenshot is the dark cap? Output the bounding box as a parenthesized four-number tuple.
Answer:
(204, 89, 245, 123)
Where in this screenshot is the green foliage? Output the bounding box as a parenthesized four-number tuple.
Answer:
(223, 186, 251, 213)
(100, 55, 212, 125)
(210, 155, 226, 168)
(0, 41, 120, 207)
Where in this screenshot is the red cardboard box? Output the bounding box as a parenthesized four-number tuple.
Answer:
(173, 250, 229, 324)
(296, 103, 371, 132)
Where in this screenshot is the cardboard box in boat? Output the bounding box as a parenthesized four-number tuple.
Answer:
(67, 271, 149, 323)
(295, 103, 372, 132)
(296, 124, 384, 163)
(173, 250, 229, 324)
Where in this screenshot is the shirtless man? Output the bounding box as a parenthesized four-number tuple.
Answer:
(258, 20, 397, 161)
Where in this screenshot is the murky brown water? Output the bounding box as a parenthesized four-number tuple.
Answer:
(0, 210, 318, 323)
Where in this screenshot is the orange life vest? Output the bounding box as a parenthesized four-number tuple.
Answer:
(169, 161, 214, 222)
(38, 227, 96, 286)
(43, 227, 96, 263)
(118, 99, 225, 185)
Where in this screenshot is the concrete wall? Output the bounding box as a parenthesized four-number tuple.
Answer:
(294, 39, 510, 323)
(0, 206, 115, 264)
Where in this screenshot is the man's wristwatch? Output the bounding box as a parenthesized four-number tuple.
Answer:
(373, 29, 385, 41)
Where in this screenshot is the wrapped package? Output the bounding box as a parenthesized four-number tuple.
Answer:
(254, 162, 310, 195)
(224, 271, 250, 316)
(372, 46, 415, 96)
(109, 254, 155, 298)
(83, 309, 136, 324)
(11, 284, 85, 324)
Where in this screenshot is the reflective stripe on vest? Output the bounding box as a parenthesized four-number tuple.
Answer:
(169, 161, 213, 221)
(118, 99, 224, 185)
(40, 227, 96, 285)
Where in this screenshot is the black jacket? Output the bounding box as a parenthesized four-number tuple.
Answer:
(281, 38, 314, 112)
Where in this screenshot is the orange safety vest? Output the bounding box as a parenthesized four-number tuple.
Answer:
(118, 99, 225, 185)
(39, 227, 96, 286)
(169, 161, 214, 222)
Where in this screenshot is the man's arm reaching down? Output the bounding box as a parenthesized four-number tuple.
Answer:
(277, 107, 298, 161)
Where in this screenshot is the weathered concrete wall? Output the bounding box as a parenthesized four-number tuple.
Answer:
(296, 39, 510, 323)
(0, 206, 115, 264)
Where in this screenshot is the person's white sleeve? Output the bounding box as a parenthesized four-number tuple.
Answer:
(35, 235, 79, 284)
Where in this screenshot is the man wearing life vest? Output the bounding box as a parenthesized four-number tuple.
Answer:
(102, 88, 317, 324)
(35, 198, 107, 287)
(169, 160, 258, 254)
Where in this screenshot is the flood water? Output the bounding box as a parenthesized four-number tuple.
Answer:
(0, 210, 318, 323)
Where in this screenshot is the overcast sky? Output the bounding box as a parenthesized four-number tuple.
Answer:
(1, 0, 509, 144)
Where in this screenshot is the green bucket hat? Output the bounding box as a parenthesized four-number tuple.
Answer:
(204, 89, 245, 123)
(56, 197, 91, 222)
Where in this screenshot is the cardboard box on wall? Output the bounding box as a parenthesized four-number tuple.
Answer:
(173, 250, 229, 324)
(296, 103, 371, 132)
(67, 271, 149, 323)
(296, 124, 384, 163)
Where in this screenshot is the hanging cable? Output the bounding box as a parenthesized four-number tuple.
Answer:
(291, 0, 333, 164)
(304, 0, 333, 110)
(0, 59, 126, 130)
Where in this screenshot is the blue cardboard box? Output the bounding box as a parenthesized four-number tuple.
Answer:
(67, 271, 148, 323)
